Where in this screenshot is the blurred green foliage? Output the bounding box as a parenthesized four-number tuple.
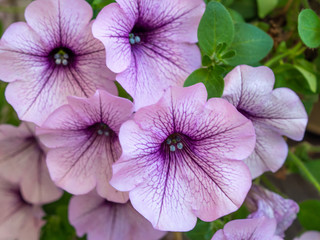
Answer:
(40, 193, 87, 240)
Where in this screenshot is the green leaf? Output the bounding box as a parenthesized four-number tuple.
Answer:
(0, 21, 3, 38)
(198, 1, 234, 57)
(293, 65, 317, 93)
(221, 50, 236, 59)
(231, 204, 250, 219)
(225, 23, 273, 65)
(41, 193, 85, 240)
(298, 200, 320, 231)
(229, 0, 257, 20)
(0, 82, 20, 125)
(205, 0, 234, 6)
(185, 219, 224, 240)
(228, 8, 245, 23)
(301, 94, 319, 115)
(257, 0, 278, 18)
(298, 9, 320, 48)
(184, 68, 224, 98)
(202, 55, 212, 66)
(274, 63, 316, 95)
(115, 81, 133, 101)
(87, 0, 115, 18)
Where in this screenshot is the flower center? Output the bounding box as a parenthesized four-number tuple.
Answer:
(54, 49, 69, 65)
(129, 33, 141, 45)
(96, 123, 111, 137)
(49, 47, 74, 66)
(165, 134, 184, 152)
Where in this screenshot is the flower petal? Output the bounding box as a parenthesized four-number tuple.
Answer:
(211, 217, 283, 240)
(0, 123, 62, 204)
(117, 41, 201, 110)
(50, 141, 126, 202)
(223, 65, 275, 109)
(1, 0, 116, 126)
(25, 0, 93, 49)
(294, 231, 320, 240)
(246, 185, 299, 237)
(223, 65, 307, 141)
(5, 57, 116, 125)
(45, 132, 125, 202)
(92, 3, 133, 73)
(69, 191, 166, 240)
(112, 148, 252, 231)
(198, 98, 256, 160)
(66, 90, 133, 133)
(253, 88, 308, 141)
(222, 65, 307, 177)
(0, 22, 47, 83)
(38, 91, 133, 202)
(0, 178, 44, 240)
(245, 122, 288, 178)
(132, 83, 207, 138)
(116, 0, 204, 43)
(111, 86, 255, 231)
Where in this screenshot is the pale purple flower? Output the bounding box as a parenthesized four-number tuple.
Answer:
(211, 217, 283, 240)
(222, 65, 308, 178)
(0, 177, 44, 240)
(0, 0, 117, 125)
(92, 0, 204, 110)
(294, 231, 320, 240)
(69, 190, 166, 240)
(0, 122, 62, 204)
(110, 83, 256, 231)
(246, 184, 299, 237)
(37, 90, 133, 203)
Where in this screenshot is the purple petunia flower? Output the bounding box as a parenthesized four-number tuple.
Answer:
(245, 184, 299, 237)
(0, 177, 44, 240)
(110, 83, 256, 231)
(0, 0, 117, 125)
(222, 65, 308, 178)
(37, 90, 133, 203)
(69, 190, 166, 240)
(211, 217, 283, 240)
(0, 122, 62, 204)
(294, 231, 320, 240)
(92, 0, 204, 110)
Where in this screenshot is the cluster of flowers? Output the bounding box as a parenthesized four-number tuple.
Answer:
(0, 0, 313, 239)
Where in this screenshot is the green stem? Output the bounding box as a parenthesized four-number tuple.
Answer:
(289, 151, 320, 194)
(301, 0, 311, 8)
(264, 42, 305, 67)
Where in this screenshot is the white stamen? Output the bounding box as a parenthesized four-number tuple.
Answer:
(62, 59, 68, 66)
(63, 53, 69, 59)
(166, 138, 172, 145)
(134, 36, 141, 43)
(55, 59, 62, 65)
(177, 142, 183, 150)
(97, 129, 103, 135)
(54, 53, 60, 59)
(104, 131, 110, 137)
(176, 136, 181, 142)
(170, 145, 176, 152)
(129, 38, 135, 44)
